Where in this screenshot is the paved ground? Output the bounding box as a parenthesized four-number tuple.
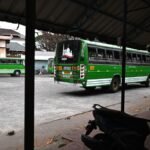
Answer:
(0, 102, 150, 150)
(0, 75, 150, 149)
(0, 75, 150, 135)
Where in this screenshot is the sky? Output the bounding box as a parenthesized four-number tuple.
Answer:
(0, 21, 26, 35)
(0, 21, 41, 36)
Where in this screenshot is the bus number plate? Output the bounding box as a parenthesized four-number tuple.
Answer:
(63, 66, 71, 70)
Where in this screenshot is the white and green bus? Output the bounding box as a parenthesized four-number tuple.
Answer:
(0, 57, 25, 76)
(54, 39, 150, 92)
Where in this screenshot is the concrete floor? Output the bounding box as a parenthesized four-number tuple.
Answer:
(0, 75, 150, 135)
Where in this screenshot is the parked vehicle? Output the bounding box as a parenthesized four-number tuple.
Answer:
(0, 57, 25, 76)
(81, 104, 150, 150)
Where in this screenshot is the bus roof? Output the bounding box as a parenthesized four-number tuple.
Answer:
(82, 39, 149, 55)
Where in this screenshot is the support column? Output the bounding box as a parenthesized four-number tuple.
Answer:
(121, 0, 127, 112)
(25, 0, 36, 149)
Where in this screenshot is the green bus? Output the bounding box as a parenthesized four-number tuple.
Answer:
(48, 58, 54, 74)
(0, 57, 25, 76)
(54, 39, 150, 92)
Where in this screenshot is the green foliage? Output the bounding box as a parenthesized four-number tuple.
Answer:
(35, 32, 71, 51)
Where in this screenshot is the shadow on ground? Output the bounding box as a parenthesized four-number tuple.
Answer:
(60, 84, 147, 97)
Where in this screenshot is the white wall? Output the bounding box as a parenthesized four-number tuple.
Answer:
(0, 40, 6, 57)
(0, 40, 6, 47)
(0, 48, 6, 57)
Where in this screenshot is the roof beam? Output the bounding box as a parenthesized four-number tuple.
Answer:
(68, 0, 97, 32)
(0, 11, 25, 24)
(68, 0, 110, 32)
(68, 28, 145, 49)
(69, 0, 150, 33)
(128, 6, 150, 13)
(127, 14, 150, 41)
(141, 0, 150, 7)
(53, 2, 71, 22)
(1, 1, 150, 34)
(0, 11, 69, 32)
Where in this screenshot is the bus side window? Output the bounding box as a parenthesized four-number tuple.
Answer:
(88, 47, 97, 62)
(97, 48, 105, 60)
(142, 55, 146, 63)
(114, 51, 120, 60)
(0, 60, 6, 63)
(3, 60, 6, 63)
(127, 53, 132, 62)
(106, 50, 113, 60)
(10, 60, 16, 64)
(137, 54, 142, 63)
(132, 53, 137, 62)
(146, 56, 150, 63)
(19, 60, 23, 64)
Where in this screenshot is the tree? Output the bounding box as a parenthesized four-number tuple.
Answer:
(35, 32, 72, 51)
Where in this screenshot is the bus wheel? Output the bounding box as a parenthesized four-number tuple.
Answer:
(110, 77, 120, 92)
(85, 87, 96, 91)
(14, 70, 21, 77)
(145, 76, 150, 87)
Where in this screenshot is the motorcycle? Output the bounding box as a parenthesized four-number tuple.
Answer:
(81, 104, 150, 150)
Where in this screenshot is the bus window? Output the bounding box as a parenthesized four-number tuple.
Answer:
(146, 56, 150, 63)
(56, 40, 81, 63)
(0, 60, 4, 63)
(114, 51, 120, 60)
(12, 60, 17, 63)
(88, 47, 97, 62)
(137, 54, 142, 63)
(97, 48, 106, 60)
(0, 59, 11, 64)
(127, 53, 132, 62)
(132, 53, 137, 62)
(141, 55, 146, 63)
(106, 50, 113, 60)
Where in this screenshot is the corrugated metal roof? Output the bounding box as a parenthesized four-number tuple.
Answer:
(0, 0, 150, 49)
(0, 28, 21, 38)
(7, 42, 25, 51)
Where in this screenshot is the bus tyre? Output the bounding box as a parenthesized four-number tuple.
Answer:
(14, 70, 21, 77)
(145, 77, 150, 87)
(110, 77, 120, 92)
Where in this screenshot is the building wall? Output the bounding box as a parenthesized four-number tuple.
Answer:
(0, 48, 6, 57)
(35, 60, 48, 73)
(0, 40, 6, 57)
(0, 40, 6, 47)
(34, 51, 55, 74)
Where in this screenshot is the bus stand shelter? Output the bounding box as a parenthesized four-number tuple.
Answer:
(0, 0, 150, 149)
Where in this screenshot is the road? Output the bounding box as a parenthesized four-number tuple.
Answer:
(0, 75, 150, 134)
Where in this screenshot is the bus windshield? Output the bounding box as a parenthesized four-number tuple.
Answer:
(56, 40, 81, 63)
